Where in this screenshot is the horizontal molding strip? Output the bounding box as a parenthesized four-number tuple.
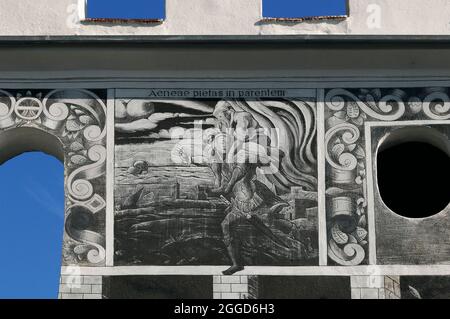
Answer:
(61, 265, 450, 277)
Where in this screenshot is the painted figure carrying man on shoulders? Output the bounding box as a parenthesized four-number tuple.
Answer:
(206, 101, 289, 275)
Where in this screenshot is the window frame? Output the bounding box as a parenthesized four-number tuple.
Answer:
(82, 0, 166, 24)
(261, 0, 349, 22)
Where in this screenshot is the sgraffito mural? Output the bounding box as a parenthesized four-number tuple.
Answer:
(0, 89, 107, 266)
(324, 87, 450, 266)
(114, 96, 319, 273)
(0, 85, 447, 299)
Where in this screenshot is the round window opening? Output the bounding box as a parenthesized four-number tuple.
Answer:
(377, 128, 450, 219)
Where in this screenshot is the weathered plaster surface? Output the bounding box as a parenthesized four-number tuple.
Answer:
(0, 0, 449, 36)
(348, 0, 450, 35)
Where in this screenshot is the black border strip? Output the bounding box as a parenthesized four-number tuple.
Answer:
(0, 35, 450, 45)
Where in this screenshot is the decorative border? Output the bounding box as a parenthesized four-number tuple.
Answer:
(0, 89, 107, 266)
(324, 87, 450, 266)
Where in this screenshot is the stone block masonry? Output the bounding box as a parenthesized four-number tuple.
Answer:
(351, 275, 401, 299)
(58, 275, 103, 299)
(213, 276, 250, 299)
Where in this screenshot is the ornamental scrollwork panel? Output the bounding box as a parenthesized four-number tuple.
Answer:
(324, 87, 450, 266)
(0, 89, 107, 266)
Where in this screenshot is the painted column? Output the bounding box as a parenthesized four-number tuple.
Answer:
(351, 275, 401, 299)
(213, 275, 251, 299)
(58, 274, 103, 299)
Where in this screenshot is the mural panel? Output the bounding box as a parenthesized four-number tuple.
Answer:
(0, 89, 107, 266)
(114, 92, 319, 273)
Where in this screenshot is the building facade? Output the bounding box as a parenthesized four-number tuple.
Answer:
(0, 0, 449, 299)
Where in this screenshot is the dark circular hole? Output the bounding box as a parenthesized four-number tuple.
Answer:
(377, 141, 450, 218)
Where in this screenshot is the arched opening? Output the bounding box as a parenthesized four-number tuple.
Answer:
(377, 127, 450, 219)
(0, 127, 64, 298)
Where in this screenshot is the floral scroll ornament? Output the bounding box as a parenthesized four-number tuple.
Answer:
(326, 88, 407, 122)
(324, 88, 408, 266)
(0, 89, 17, 129)
(325, 123, 368, 266)
(0, 89, 107, 265)
(409, 88, 450, 120)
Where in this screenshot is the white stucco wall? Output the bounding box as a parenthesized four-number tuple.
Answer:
(0, 0, 449, 36)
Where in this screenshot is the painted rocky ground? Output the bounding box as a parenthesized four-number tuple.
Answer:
(114, 170, 318, 266)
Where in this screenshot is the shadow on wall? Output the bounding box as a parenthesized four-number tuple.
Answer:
(257, 276, 351, 299)
(103, 276, 213, 299)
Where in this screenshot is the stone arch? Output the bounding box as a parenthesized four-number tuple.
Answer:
(0, 89, 107, 266)
(0, 127, 64, 164)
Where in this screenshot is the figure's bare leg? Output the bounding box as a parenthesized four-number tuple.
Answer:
(222, 243, 244, 275)
(221, 213, 244, 275)
(210, 163, 222, 188)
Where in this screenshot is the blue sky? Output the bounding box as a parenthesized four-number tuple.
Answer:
(87, 0, 347, 20)
(0, 152, 64, 299)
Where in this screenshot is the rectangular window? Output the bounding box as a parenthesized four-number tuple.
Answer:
(263, 0, 348, 19)
(86, 0, 165, 21)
